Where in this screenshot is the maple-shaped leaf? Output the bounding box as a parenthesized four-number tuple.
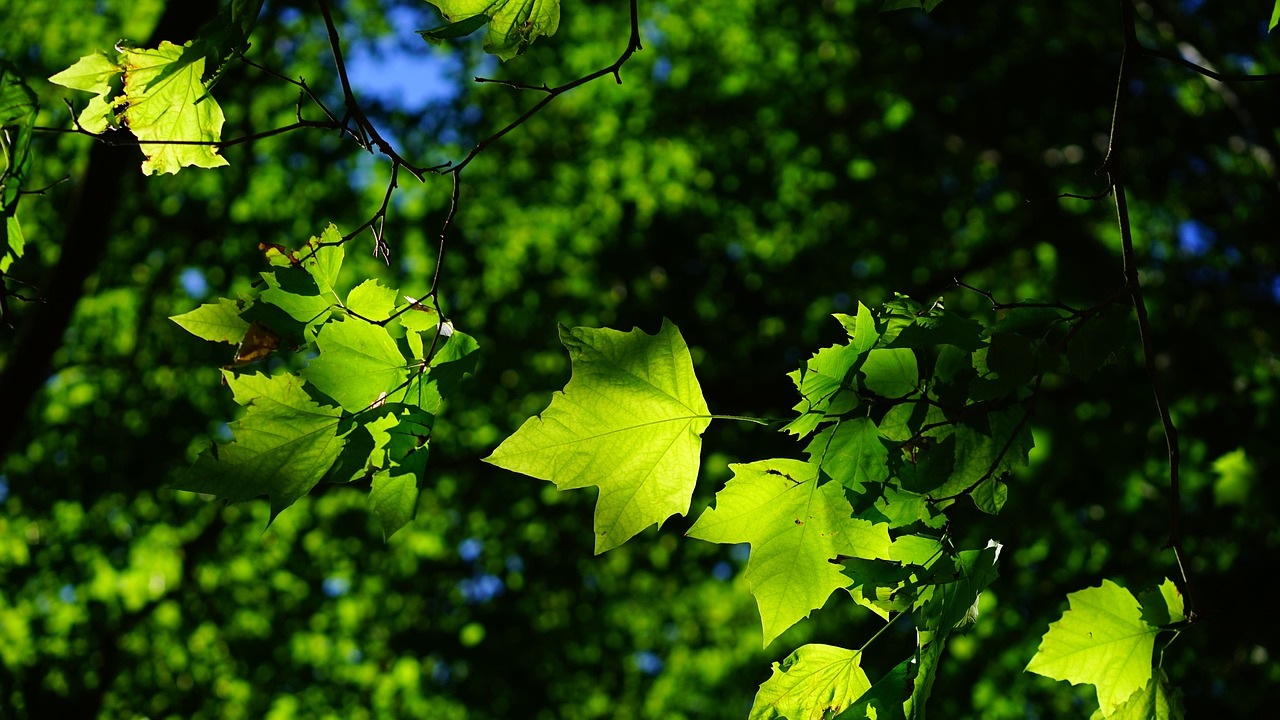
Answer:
(1026, 580, 1158, 714)
(302, 319, 409, 413)
(170, 298, 249, 344)
(175, 371, 344, 520)
(421, 0, 560, 61)
(688, 459, 892, 645)
(749, 643, 872, 720)
(486, 319, 710, 553)
(119, 41, 229, 175)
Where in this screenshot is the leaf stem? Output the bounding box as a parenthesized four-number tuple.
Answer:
(706, 414, 775, 426)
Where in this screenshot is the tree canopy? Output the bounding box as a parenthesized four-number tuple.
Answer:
(1, 0, 1278, 717)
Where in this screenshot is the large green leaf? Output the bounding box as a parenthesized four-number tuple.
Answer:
(422, 0, 560, 61)
(119, 41, 229, 174)
(486, 319, 710, 553)
(749, 643, 872, 720)
(175, 372, 344, 520)
(1026, 580, 1158, 714)
(302, 319, 409, 412)
(688, 459, 892, 645)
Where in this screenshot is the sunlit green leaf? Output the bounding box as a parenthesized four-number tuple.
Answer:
(486, 319, 710, 553)
(170, 298, 250, 344)
(749, 644, 872, 720)
(688, 459, 892, 645)
(118, 41, 229, 174)
(302, 319, 409, 412)
(1026, 580, 1158, 714)
(48, 51, 121, 96)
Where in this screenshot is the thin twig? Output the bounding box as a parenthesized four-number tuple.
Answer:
(1109, 0, 1194, 620)
(1137, 46, 1280, 84)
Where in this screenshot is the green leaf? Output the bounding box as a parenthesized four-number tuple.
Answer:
(302, 320, 409, 412)
(749, 643, 872, 720)
(882, 307, 986, 352)
(345, 278, 397, 319)
(0, 61, 37, 126)
(688, 459, 892, 645)
(301, 225, 344, 304)
(918, 541, 1000, 633)
(369, 442, 429, 540)
(175, 371, 344, 520)
(1271, 1, 1280, 32)
(118, 41, 229, 174)
(834, 301, 880, 355)
(3, 214, 24, 273)
(47, 51, 122, 133)
(260, 269, 332, 327)
(785, 342, 862, 435)
(1026, 580, 1158, 714)
(48, 51, 121, 96)
(1138, 578, 1186, 627)
(486, 319, 710, 553)
(906, 630, 946, 717)
(369, 467, 419, 538)
(836, 655, 916, 720)
(860, 348, 917, 398)
(423, 0, 560, 61)
(806, 417, 889, 492)
(170, 298, 250, 344)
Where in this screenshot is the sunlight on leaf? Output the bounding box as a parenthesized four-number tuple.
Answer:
(749, 643, 872, 720)
(1026, 580, 1158, 714)
(119, 41, 229, 175)
(485, 319, 710, 553)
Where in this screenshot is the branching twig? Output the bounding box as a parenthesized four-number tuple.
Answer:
(1103, 0, 1194, 620)
(423, 0, 645, 307)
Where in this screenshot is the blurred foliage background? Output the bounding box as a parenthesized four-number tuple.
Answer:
(1, 0, 1277, 717)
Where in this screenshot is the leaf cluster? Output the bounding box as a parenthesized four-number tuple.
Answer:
(170, 223, 479, 537)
